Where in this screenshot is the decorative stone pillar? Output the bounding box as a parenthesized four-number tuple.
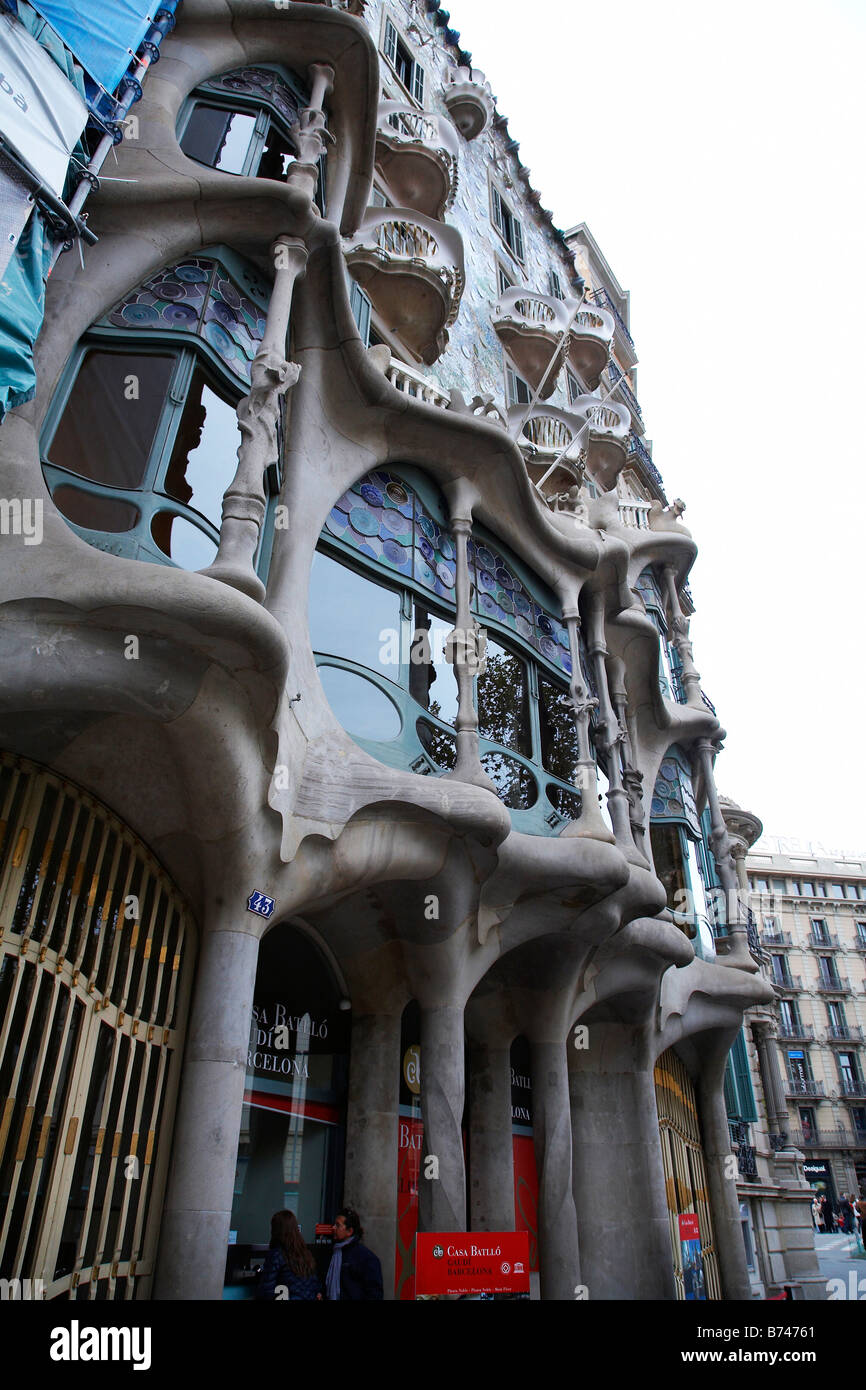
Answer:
(560, 605, 614, 843)
(201, 236, 306, 601)
(286, 63, 336, 202)
(696, 1069, 753, 1300)
(418, 1003, 467, 1233)
(569, 1032, 675, 1299)
(343, 1009, 402, 1299)
(661, 564, 703, 708)
(154, 918, 261, 1299)
(608, 655, 647, 860)
(468, 1036, 515, 1232)
(753, 1021, 789, 1144)
(696, 738, 755, 969)
(585, 591, 636, 852)
(442, 480, 496, 792)
(530, 1036, 581, 1299)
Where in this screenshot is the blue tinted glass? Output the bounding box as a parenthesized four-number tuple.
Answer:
(309, 551, 401, 680)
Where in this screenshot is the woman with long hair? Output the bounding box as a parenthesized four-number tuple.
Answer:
(256, 1209, 322, 1301)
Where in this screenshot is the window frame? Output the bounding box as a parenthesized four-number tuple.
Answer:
(490, 182, 525, 263)
(382, 15, 426, 107)
(310, 467, 593, 833)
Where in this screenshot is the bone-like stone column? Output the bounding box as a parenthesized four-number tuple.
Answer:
(607, 654, 648, 861)
(343, 1009, 401, 1298)
(569, 1034, 676, 1299)
(418, 1003, 467, 1233)
(661, 563, 703, 708)
(696, 738, 755, 969)
(752, 1021, 789, 1143)
(696, 1068, 753, 1300)
(560, 605, 614, 842)
(468, 1037, 515, 1232)
(154, 919, 261, 1299)
(201, 236, 306, 601)
(442, 480, 496, 791)
(585, 591, 636, 852)
(530, 1036, 580, 1299)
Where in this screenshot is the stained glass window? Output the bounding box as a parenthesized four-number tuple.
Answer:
(324, 469, 456, 603)
(100, 256, 270, 385)
(469, 537, 571, 676)
(651, 745, 700, 837)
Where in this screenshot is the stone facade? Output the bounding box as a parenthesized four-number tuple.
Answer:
(0, 0, 776, 1300)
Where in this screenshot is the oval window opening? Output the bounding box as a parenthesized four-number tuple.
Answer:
(481, 752, 537, 809)
(319, 665, 402, 742)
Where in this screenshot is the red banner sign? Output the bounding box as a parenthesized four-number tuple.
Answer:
(415, 1231, 531, 1296)
(678, 1213, 700, 1241)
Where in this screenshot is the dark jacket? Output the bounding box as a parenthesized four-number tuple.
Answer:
(256, 1245, 321, 1301)
(337, 1237, 383, 1301)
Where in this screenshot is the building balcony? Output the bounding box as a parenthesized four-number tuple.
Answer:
(815, 976, 851, 994)
(826, 1024, 863, 1045)
(810, 930, 841, 949)
(344, 209, 465, 364)
(384, 355, 450, 408)
(763, 929, 793, 946)
(492, 289, 574, 399)
(507, 397, 630, 498)
(777, 1023, 813, 1041)
(585, 285, 635, 357)
(441, 64, 494, 140)
(784, 1077, 825, 1097)
(375, 102, 460, 219)
(839, 1077, 866, 1099)
(625, 432, 666, 499)
(798, 1125, 866, 1149)
(773, 974, 802, 993)
(617, 499, 652, 530)
(607, 359, 643, 425)
(568, 305, 614, 391)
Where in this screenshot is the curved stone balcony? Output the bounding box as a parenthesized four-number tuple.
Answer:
(507, 398, 630, 496)
(492, 288, 573, 399)
(375, 102, 459, 219)
(568, 303, 614, 391)
(442, 64, 494, 139)
(344, 208, 465, 364)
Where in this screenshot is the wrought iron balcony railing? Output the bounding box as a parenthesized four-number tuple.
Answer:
(839, 1076, 866, 1098)
(816, 975, 851, 994)
(607, 360, 643, 423)
(585, 286, 634, 350)
(784, 1077, 824, 1096)
(826, 1023, 863, 1044)
(798, 1126, 866, 1149)
(776, 1023, 813, 1040)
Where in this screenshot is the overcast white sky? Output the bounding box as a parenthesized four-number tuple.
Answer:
(448, 0, 866, 850)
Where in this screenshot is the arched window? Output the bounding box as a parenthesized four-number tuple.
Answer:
(177, 65, 326, 214)
(310, 466, 596, 834)
(41, 249, 280, 575)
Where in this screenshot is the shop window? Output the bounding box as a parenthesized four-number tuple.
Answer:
(178, 64, 326, 213)
(491, 184, 525, 261)
(41, 252, 278, 575)
(383, 17, 425, 103)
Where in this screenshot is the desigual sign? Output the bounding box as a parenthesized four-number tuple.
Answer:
(415, 1231, 530, 1296)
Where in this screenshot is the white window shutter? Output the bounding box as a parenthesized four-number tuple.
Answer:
(512, 218, 525, 261)
(384, 18, 397, 66)
(492, 187, 503, 233)
(412, 62, 425, 104)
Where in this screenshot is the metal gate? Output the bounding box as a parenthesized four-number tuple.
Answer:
(654, 1048, 721, 1300)
(0, 751, 194, 1299)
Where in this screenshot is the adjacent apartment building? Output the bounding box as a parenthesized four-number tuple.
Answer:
(747, 838, 866, 1203)
(0, 0, 779, 1300)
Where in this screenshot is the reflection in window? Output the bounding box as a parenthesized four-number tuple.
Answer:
(409, 601, 457, 726)
(161, 369, 240, 529)
(539, 675, 579, 782)
(48, 350, 177, 489)
(417, 718, 457, 770)
(318, 666, 402, 742)
(477, 640, 531, 756)
(181, 106, 258, 172)
(309, 550, 402, 680)
(481, 752, 537, 809)
(651, 821, 688, 915)
(53, 486, 140, 534)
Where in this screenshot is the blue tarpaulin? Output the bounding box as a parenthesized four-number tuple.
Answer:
(27, 0, 154, 95)
(0, 208, 52, 421)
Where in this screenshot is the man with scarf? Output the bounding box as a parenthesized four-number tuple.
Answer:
(325, 1207, 383, 1300)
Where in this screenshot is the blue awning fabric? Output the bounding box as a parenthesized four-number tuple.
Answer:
(27, 0, 154, 95)
(0, 206, 52, 421)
